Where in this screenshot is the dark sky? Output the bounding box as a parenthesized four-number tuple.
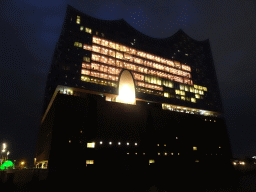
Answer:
(0, 0, 256, 166)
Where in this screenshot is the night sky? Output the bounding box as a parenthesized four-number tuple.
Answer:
(0, 0, 255, 166)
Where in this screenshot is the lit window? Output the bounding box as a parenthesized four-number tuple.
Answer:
(195, 94, 200, 99)
(191, 98, 196, 103)
(180, 85, 184, 90)
(83, 57, 90, 62)
(149, 160, 155, 164)
(193, 146, 197, 151)
(87, 142, 95, 148)
(80, 26, 84, 31)
(178, 153, 180, 155)
(127, 153, 129, 155)
(195, 160, 199, 163)
(143, 153, 145, 155)
(86, 160, 94, 166)
(80, 130, 82, 133)
(164, 153, 167, 156)
(171, 153, 173, 155)
(85, 28, 92, 34)
(74, 42, 79, 47)
(164, 92, 170, 98)
(181, 96, 185, 101)
(219, 146, 221, 148)
(157, 144, 159, 146)
(76, 19, 80, 24)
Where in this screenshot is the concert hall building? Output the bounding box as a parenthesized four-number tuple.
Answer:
(34, 5, 233, 179)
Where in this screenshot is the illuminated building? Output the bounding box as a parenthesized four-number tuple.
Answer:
(35, 5, 233, 180)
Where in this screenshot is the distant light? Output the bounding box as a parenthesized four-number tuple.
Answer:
(100, 141, 103, 144)
(118, 142, 121, 145)
(127, 142, 129, 145)
(109, 142, 112, 145)
(252, 156, 256, 159)
(135, 143, 137, 146)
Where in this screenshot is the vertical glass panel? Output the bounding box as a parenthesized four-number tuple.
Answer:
(116, 52, 123, 59)
(109, 50, 115, 57)
(100, 56, 108, 64)
(109, 42, 116, 49)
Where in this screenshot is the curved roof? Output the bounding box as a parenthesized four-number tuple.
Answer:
(67, 5, 209, 44)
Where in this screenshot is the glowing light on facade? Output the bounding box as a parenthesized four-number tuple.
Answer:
(116, 70, 136, 105)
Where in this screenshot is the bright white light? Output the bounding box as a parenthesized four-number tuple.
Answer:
(135, 143, 137, 146)
(116, 70, 136, 105)
(127, 142, 129, 145)
(100, 141, 103, 144)
(109, 142, 112, 145)
(252, 156, 256, 159)
(117, 84, 135, 104)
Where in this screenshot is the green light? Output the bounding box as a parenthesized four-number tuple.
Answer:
(0, 160, 15, 170)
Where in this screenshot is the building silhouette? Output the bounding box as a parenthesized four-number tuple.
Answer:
(34, 5, 234, 189)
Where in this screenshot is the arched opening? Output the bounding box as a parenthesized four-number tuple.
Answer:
(116, 70, 136, 105)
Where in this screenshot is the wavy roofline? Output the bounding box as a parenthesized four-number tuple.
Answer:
(67, 4, 209, 44)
